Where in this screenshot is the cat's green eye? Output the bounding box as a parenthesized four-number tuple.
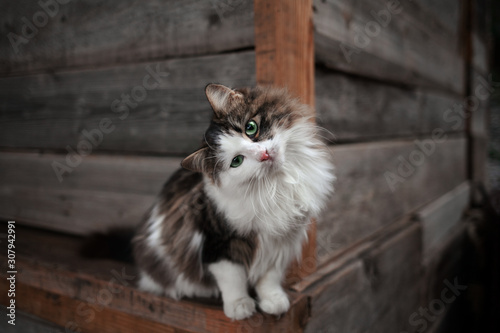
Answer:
(245, 120, 258, 137)
(230, 155, 244, 168)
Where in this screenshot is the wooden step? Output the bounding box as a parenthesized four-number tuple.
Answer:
(0, 226, 310, 333)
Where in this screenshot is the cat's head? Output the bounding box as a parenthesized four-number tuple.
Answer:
(181, 84, 317, 186)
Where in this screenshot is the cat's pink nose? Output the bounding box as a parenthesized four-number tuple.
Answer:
(260, 150, 270, 161)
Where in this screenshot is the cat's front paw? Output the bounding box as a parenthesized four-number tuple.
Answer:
(224, 296, 256, 320)
(258, 291, 290, 315)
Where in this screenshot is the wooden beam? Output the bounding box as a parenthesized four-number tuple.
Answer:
(254, 0, 316, 282)
(1, 310, 71, 333)
(0, 0, 255, 76)
(254, 0, 315, 106)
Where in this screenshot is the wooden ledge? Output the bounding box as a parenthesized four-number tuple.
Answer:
(0, 226, 310, 333)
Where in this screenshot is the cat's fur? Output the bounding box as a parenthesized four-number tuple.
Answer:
(132, 84, 335, 319)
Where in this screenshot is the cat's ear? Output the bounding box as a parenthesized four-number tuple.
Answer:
(181, 147, 209, 173)
(205, 83, 243, 118)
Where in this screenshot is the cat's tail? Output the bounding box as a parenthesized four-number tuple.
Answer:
(80, 227, 135, 263)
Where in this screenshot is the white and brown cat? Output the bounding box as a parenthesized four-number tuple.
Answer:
(132, 84, 335, 320)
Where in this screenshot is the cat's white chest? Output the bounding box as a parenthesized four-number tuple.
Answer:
(248, 230, 307, 284)
(205, 170, 315, 237)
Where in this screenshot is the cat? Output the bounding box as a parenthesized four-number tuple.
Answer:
(132, 83, 335, 320)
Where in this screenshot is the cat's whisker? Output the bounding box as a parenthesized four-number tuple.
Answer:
(313, 126, 337, 144)
(250, 185, 267, 224)
(254, 182, 268, 216)
(203, 132, 216, 150)
(202, 155, 218, 162)
(276, 113, 293, 130)
(243, 174, 257, 199)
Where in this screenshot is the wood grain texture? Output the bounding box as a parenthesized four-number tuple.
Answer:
(0, 51, 256, 155)
(254, 0, 314, 105)
(317, 137, 467, 262)
(304, 222, 422, 333)
(0, 226, 310, 333)
(313, 0, 465, 94)
(0, 0, 255, 76)
(315, 67, 465, 142)
(414, 181, 470, 259)
(0, 152, 181, 235)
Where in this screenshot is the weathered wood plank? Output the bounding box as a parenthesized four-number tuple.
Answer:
(0, 0, 255, 76)
(413, 0, 462, 36)
(305, 222, 422, 333)
(313, 0, 465, 94)
(2, 287, 183, 333)
(0, 276, 307, 333)
(0, 226, 310, 333)
(315, 67, 465, 142)
(254, 0, 314, 106)
(1, 309, 71, 333)
(414, 181, 470, 258)
(467, 0, 491, 204)
(0, 152, 181, 235)
(0, 51, 256, 155)
(317, 137, 467, 262)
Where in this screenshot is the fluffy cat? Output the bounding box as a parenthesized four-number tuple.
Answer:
(132, 84, 335, 320)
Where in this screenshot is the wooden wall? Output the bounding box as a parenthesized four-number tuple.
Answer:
(312, 0, 475, 265)
(304, 0, 489, 332)
(0, 0, 478, 240)
(0, 1, 256, 235)
(0, 0, 491, 332)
